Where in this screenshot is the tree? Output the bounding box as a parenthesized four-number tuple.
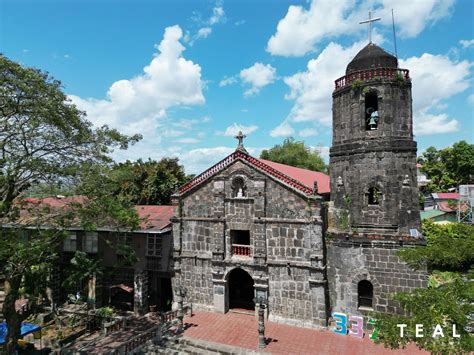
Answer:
(260, 138, 327, 172)
(109, 158, 191, 205)
(374, 221, 474, 353)
(418, 141, 474, 193)
(0, 54, 141, 353)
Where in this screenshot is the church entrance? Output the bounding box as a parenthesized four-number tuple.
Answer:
(228, 268, 255, 311)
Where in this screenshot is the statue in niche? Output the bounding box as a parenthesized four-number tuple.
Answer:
(232, 176, 246, 198)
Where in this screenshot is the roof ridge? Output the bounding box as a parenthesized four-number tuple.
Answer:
(178, 151, 314, 196)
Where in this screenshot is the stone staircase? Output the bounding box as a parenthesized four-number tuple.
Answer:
(145, 333, 266, 355)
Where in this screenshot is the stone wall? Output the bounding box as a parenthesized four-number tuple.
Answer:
(172, 158, 327, 327)
(330, 79, 420, 235)
(327, 236, 427, 318)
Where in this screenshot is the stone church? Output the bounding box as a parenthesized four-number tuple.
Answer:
(171, 43, 427, 328)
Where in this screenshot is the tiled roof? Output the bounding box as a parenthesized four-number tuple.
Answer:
(259, 159, 330, 194)
(14, 196, 173, 232)
(178, 150, 330, 196)
(134, 205, 174, 231)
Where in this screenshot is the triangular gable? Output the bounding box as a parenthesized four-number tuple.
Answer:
(178, 150, 316, 197)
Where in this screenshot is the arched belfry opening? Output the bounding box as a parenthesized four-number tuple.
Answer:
(365, 92, 379, 130)
(367, 187, 380, 205)
(228, 268, 254, 311)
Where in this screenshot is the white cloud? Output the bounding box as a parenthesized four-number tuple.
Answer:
(267, 0, 454, 57)
(197, 27, 212, 39)
(221, 123, 258, 137)
(235, 20, 246, 26)
(299, 128, 318, 137)
(69, 25, 204, 139)
(209, 6, 225, 25)
(400, 53, 471, 135)
(413, 112, 459, 135)
(460, 39, 474, 49)
(175, 137, 201, 144)
(178, 146, 265, 174)
(468, 94, 474, 105)
(240, 62, 277, 97)
(270, 121, 295, 137)
(283, 40, 364, 126)
(219, 75, 238, 87)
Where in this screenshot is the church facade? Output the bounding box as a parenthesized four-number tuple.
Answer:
(171, 43, 427, 328)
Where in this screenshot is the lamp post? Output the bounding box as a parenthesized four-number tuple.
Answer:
(253, 296, 268, 349)
(176, 286, 187, 333)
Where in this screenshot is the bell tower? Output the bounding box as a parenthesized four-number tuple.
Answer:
(329, 43, 420, 235)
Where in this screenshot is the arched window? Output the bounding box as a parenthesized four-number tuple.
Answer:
(358, 280, 373, 309)
(365, 92, 379, 130)
(232, 176, 246, 198)
(367, 187, 380, 205)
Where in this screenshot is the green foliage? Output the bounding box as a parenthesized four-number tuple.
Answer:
(375, 278, 473, 353)
(374, 221, 474, 353)
(0, 55, 140, 353)
(397, 220, 474, 271)
(95, 306, 114, 320)
(62, 251, 101, 291)
(418, 141, 474, 193)
(108, 158, 191, 205)
(260, 138, 327, 173)
(351, 79, 364, 91)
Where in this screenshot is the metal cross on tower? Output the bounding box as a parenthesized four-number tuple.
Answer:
(360, 11, 381, 44)
(234, 130, 247, 153)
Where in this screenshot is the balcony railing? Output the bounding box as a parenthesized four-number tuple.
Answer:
(232, 244, 251, 257)
(334, 68, 410, 91)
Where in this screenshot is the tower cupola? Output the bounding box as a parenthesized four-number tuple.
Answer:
(346, 43, 398, 74)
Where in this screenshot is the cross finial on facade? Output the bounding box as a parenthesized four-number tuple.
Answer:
(360, 11, 381, 44)
(234, 130, 248, 153)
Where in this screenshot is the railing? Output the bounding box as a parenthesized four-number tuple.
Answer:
(119, 325, 161, 354)
(334, 68, 410, 90)
(232, 244, 251, 257)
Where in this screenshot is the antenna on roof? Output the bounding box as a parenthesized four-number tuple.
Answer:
(392, 9, 398, 59)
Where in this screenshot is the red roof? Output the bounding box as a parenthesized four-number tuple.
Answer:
(437, 201, 469, 213)
(16, 196, 173, 232)
(432, 192, 459, 200)
(21, 195, 87, 207)
(134, 205, 174, 231)
(259, 159, 330, 194)
(178, 150, 330, 196)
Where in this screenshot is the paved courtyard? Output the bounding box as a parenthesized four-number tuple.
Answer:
(182, 311, 426, 355)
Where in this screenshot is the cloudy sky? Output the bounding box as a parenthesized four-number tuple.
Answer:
(1, 0, 472, 174)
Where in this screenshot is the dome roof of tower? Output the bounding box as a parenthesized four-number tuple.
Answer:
(346, 43, 398, 74)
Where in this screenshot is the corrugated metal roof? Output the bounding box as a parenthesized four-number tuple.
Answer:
(420, 210, 446, 220)
(432, 192, 459, 200)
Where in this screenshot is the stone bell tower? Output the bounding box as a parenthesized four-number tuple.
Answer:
(326, 41, 426, 319)
(329, 43, 420, 235)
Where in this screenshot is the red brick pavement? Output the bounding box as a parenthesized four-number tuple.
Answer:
(182, 311, 427, 355)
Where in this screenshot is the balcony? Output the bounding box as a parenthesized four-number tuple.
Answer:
(232, 244, 251, 257)
(334, 67, 410, 91)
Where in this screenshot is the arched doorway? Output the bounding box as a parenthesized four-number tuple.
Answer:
(228, 268, 255, 310)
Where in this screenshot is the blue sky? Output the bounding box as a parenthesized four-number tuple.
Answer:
(1, 0, 473, 174)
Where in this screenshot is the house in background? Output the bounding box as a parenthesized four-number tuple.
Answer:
(5, 196, 175, 315)
(416, 163, 431, 188)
